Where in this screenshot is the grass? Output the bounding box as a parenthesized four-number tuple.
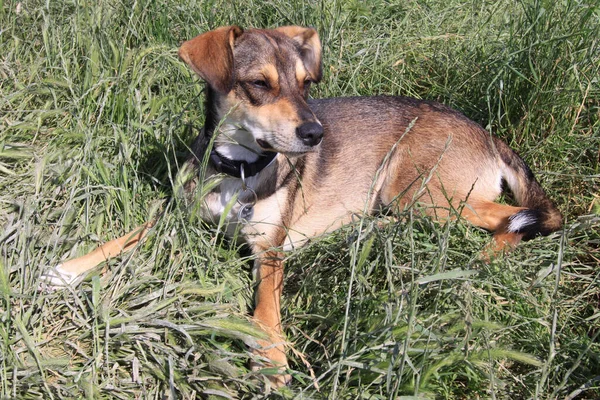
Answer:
(1, 0, 599, 398)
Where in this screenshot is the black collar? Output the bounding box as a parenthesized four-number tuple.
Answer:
(209, 149, 277, 178)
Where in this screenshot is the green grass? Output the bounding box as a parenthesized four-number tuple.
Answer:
(1, 0, 599, 398)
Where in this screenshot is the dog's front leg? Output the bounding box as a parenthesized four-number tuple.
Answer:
(251, 249, 291, 387)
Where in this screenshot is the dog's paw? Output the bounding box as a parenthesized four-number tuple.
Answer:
(250, 360, 292, 390)
(39, 264, 80, 290)
(250, 341, 292, 389)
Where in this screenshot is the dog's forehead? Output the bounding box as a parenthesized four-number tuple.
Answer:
(233, 30, 302, 75)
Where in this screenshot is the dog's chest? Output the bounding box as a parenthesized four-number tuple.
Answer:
(201, 177, 287, 247)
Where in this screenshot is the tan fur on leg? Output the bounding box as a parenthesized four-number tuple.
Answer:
(42, 223, 152, 287)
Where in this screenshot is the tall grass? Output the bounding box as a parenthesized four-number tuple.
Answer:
(1, 0, 599, 398)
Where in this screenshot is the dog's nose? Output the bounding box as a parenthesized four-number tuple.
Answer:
(296, 122, 323, 146)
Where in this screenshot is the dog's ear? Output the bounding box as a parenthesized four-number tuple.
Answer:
(275, 26, 322, 83)
(179, 26, 244, 93)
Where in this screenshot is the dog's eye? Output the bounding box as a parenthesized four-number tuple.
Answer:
(304, 79, 312, 88)
(251, 80, 269, 89)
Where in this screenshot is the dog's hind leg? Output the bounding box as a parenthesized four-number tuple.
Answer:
(460, 200, 527, 251)
(42, 223, 152, 287)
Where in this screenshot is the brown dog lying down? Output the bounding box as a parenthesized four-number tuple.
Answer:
(45, 26, 562, 387)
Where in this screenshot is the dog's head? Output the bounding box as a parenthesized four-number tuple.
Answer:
(179, 26, 324, 156)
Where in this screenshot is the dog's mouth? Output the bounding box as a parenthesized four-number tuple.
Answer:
(256, 139, 274, 151)
(256, 138, 318, 157)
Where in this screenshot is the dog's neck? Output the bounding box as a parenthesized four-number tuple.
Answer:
(203, 86, 277, 177)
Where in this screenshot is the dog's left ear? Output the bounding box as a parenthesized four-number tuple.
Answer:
(179, 26, 244, 93)
(276, 26, 322, 82)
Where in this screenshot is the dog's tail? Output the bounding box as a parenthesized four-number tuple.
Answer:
(495, 137, 562, 239)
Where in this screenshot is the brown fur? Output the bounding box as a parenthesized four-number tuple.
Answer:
(49, 26, 562, 388)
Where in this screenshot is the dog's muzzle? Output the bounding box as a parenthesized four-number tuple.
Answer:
(296, 122, 324, 147)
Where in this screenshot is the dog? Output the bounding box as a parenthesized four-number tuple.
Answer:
(46, 26, 562, 388)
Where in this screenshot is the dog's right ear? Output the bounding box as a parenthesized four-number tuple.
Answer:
(179, 26, 244, 93)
